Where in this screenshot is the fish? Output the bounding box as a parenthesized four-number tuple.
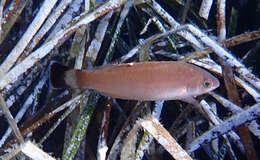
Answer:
(50, 61, 219, 101)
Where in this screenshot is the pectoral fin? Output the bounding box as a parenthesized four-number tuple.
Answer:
(180, 97, 201, 107)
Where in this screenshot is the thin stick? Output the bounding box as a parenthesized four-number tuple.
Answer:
(0, 74, 47, 147)
(0, 0, 28, 44)
(0, 94, 24, 144)
(107, 102, 143, 160)
(147, 0, 203, 49)
(39, 94, 85, 144)
(224, 30, 260, 47)
(186, 103, 260, 153)
(61, 92, 100, 160)
(200, 100, 243, 158)
(21, 141, 56, 160)
(0, 141, 55, 160)
(199, 0, 213, 20)
(45, 0, 83, 41)
(136, 100, 164, 160)
(140, 117, 193, 160)
(87, 10, 114, 63)
(97, 99, 112, 160)
(19, 91, 69, 137)
(119, 25, 187, 63)
(0, 0, 59, 76)
(0, 60, 46, 115)
(217, 0, 226, 42)
(180, 30, 260, 62)
(181, 0, 191, 24)
(0, 0, 6, 35)
(0, 143, 22, 160)
(220, 59, 258, 159)
(24, 0, 73, 55)
(104, 0, 133, 64)
(210, 92, 260, 137)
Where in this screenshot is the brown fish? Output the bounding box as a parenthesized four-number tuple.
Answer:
(50, 61, 219, 101)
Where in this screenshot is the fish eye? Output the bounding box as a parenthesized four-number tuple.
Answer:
(203, 81, 211, 88)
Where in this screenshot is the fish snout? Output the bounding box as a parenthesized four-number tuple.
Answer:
(212, 76, 220, 90)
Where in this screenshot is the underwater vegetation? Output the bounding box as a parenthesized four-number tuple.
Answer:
(0, 0, 259, 159)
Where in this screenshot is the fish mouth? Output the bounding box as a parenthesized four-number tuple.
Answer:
(212, 77, 220, 90)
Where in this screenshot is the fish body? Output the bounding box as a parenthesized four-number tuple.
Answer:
(50, 61, 219, 101)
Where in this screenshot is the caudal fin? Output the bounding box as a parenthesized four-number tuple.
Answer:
(49, 61, 71, 88)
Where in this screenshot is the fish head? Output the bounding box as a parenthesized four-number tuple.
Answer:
(185, 68, 220, 96)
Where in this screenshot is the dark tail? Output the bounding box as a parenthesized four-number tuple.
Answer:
(49, 61, 71, 88)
